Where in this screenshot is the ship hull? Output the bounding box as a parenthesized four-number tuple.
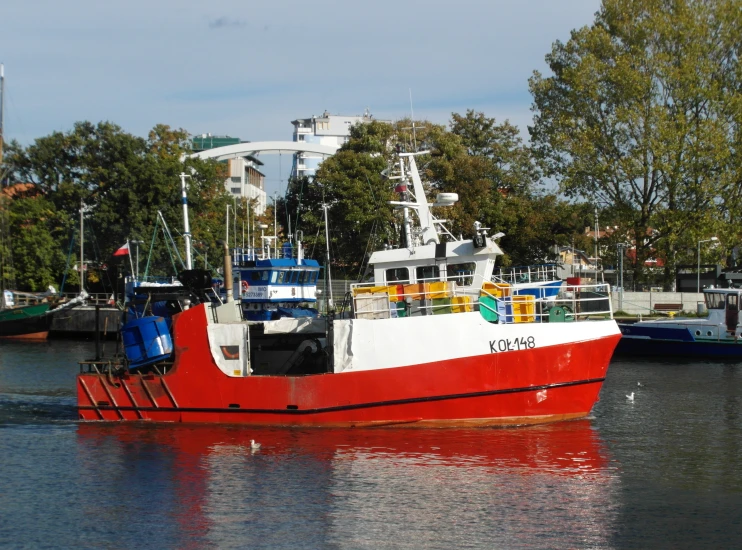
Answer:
(77, 305, 621, 426)
(616, 322, 742, 358)
(0, 303, 51, 340)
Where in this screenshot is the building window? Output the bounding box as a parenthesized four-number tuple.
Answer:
(298, 134, 305, 141)
(416, 266, 439, 282)
(448, 262, 476, 286)
(231, 187, 240, 194)
(386, 268, 409, 283)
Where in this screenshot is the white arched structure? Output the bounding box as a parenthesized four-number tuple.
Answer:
(189, 141, 340, 161)
(188, 141, 340, 216)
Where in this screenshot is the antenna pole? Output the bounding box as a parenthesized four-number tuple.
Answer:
(409, 88, 417, 150)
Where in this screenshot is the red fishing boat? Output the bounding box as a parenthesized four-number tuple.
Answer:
(77, 151, 620, 426)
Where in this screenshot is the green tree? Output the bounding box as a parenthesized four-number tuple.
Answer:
(282, 121, 397, 278)
(4, 122, 231, 289)
(530, 0, 742, 288)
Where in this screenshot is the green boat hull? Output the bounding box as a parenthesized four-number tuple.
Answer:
(0, 303, 52, 339)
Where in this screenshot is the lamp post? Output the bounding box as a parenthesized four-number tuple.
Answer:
(616, 243, 627, 311)
(697, 237, 719, 292)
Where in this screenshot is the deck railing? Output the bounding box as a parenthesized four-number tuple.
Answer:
(349, 278, 613, 323)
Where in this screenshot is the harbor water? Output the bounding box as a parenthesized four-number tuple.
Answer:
(1, 339, 741, 549)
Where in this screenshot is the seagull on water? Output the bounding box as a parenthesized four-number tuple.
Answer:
(626, 392, 635, 402)
(637, 381, 644, 387)
(250, 440, 261, 451)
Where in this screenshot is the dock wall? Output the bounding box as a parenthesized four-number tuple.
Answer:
(50, 306, 122, 336)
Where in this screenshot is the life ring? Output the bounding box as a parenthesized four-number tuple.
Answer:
(241, 280, 249, 294)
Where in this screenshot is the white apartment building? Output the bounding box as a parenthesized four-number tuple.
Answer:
(291, 110, 385, 179)
(192, 134, 267, 214)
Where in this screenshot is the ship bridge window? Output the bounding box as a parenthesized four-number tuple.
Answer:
(727, 293, 738, 310)
(299, 271, 309, 284)
(250, 271, 261, 282)
(706, 293, 725, 310)
(386, 268, 409, 283)
(277, 271, 286, 284)
(448, 262, 476, 286)
(270, 271, 278, 283)
(290, 271, 299, 284)
(416, 265, 439, 282)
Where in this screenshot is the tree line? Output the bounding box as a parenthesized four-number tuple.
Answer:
(1, 0, 740, 292)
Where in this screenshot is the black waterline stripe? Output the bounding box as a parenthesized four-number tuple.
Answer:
(80, 377, 605, 415)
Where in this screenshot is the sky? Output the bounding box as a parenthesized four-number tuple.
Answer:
(1, 0, 602, 196)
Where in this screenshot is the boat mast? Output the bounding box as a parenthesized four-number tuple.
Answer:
(398, 157, 413, 248)
(0, 64, 4, 296)
(79, 200, 84, 293)
(323, 203, 333, 310)
(0, 63, 4, 172)
(180, 173, 192, 270)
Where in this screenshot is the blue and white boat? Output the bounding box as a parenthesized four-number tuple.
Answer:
(616, 287, 742, 357)
(493, 264, 563, 300)
(232, 238, 320, 321)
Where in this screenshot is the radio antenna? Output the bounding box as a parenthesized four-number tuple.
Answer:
(409, 88, 417, 150)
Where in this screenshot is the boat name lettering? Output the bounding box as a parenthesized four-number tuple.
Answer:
(489, 336, 535, 353)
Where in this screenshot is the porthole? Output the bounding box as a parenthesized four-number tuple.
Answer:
(707, 331, 713, 336)
(695, 330, 701, 336)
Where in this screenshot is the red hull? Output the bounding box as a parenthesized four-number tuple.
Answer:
(75, 419, 609, 474)
(0, 330, 48, 340)
(77, 306, 621, 426)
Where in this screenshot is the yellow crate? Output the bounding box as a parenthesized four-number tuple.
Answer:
(512, 295, 536, 323)
(481, 281, 511, 298)
(428, 281, 454, 299)
(352, 285, 390, 297)
(387, 284, 405, 302)
(451, 295, 473, 313)
(403, 283, 430, 301)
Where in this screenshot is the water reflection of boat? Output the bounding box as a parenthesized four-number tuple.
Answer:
(76, 419, 608, 474)
(74, 420, 616, 547)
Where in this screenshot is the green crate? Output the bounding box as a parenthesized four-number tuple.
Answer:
(479, 295, 499, 322)
(432, 298, 452, 315)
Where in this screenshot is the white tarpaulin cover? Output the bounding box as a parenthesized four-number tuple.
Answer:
(207, 323, 249, 377)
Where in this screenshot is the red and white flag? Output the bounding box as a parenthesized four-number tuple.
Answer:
(113, 242, 130, 257)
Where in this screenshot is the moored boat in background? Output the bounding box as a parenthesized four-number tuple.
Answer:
(616, 287, 742, 357)
(0, 290, 53, 340)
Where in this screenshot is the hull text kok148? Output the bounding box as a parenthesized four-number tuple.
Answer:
(77, 150, 621, 426)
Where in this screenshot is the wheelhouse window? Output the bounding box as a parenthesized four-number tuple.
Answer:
(416, 265, 439, 282)
(706, 292, 725, 310)
(250, 271, 261, 282)
(277, 271, 286, 284)
(448, 262, 476, 286)
(386, 268, 409, 283)
(727, 293, 739, 310)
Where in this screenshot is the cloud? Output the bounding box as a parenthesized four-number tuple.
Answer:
(208, 16, 246, 29)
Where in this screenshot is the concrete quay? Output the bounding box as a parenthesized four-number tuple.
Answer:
(611, 291, 706, 316)
(50, 306, 121, 337)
